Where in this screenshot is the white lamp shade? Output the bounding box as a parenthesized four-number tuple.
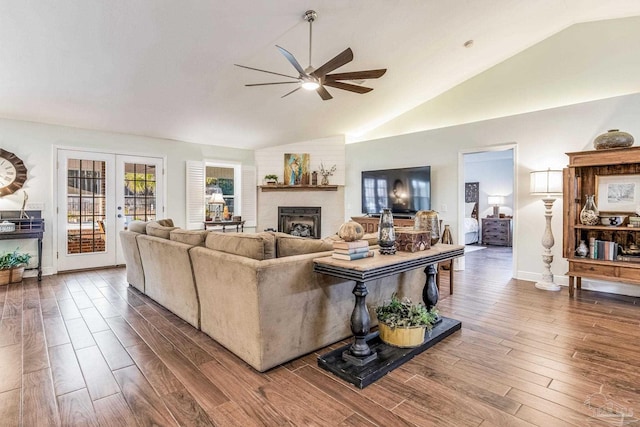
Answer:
(530, 169, 563, 195)
(487, 195, 504, 206)
(209, 192, 225, 204)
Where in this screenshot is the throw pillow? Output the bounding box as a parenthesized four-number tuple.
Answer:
(205, 232, 276, 260)
(128, 220, 148, 234)
(146, 221, 178, 239)
(276, 234, 333, 257)
(170, 229, 208, 246)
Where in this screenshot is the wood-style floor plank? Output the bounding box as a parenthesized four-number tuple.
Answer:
(49, 343, 87, 397)
(93, 393, 138, 427)
(57, 388, 99, 427)
(4, 247, 639, 426)
(22, 368, 60, 426)
(113, 365, 178, 427)
(75, 345, 120, 401)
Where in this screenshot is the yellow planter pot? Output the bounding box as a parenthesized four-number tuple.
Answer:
(378, 322, 426, 348)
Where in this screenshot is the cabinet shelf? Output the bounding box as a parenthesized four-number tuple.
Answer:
(573, 224, 640, 231)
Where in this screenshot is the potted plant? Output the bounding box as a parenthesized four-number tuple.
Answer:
(375, 293, 438, 348)
(0, 249, 32, 285)
(264, 174, 279, 185)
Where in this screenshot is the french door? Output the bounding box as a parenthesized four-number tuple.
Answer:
(57, 149, 163, 271)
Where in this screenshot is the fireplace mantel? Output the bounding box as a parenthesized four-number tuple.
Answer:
(259, 185, 340, 192)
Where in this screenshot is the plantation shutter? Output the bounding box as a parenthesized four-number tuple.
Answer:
(241, 165, 257, 228)
(185, 160, 205, 229)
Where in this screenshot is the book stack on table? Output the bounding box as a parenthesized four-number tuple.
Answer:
(331, 239, 374, 260)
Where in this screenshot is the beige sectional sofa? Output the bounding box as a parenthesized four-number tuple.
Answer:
(120, 220, 425, 372)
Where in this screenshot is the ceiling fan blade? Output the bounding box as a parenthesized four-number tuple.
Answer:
(234, 64, 299, 80)
(325, 69, 387, 80)
(245, 81, 300, 87)
(281, 87, 302, 98)
(311, 48, 354, 78)
(316, 86, 333, 100)
(323, 81, 373, 94)
(276, 45, 307, 76)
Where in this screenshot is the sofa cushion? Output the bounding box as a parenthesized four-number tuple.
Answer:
(157, 218, 175, 227)
(276, 234, 333, 258)
(205, 232, 276, 260)
(146, 221, 179, 239)
(128, 220, 148, 234)
(170, 229, 208, 246)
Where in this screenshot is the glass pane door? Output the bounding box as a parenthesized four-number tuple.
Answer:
(124, 162, 158, 224)
(57, 150, 116, 271)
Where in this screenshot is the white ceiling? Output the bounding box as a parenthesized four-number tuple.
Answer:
(1, 1, 639, 150)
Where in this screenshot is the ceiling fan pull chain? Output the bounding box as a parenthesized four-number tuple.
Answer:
(309, 18, 313, 68)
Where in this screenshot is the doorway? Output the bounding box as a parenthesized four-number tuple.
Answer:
(458, 145, 516, 276)
(56, 149, 164, 271)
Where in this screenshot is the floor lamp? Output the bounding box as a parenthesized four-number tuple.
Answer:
(530, 168, 563, 291)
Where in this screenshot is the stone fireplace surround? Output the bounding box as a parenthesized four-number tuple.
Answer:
(256, 187, 345, 238)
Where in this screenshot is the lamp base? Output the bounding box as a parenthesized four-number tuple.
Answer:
(534, 281, 561, 291)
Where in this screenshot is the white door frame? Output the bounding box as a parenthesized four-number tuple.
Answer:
(54, 146, 166, 273)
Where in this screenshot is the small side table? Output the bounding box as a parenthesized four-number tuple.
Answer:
(203, 220, 245, 232)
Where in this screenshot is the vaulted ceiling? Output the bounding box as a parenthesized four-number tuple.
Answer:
(1, 1, 639, 149)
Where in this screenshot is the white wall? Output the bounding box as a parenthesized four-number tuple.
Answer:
(346, 92, 640, 296)
(0, 118, 253, 277)
(255, 136, 346, 236)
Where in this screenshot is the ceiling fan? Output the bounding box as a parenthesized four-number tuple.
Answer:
(235, 10, 386, 100)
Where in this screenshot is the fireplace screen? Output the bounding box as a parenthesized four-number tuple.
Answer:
(278, 207, 321, 239)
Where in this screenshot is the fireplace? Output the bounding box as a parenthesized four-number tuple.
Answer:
(278, 207, 321, 239)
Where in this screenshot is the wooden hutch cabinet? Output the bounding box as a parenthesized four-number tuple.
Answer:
(564, 147, 640, 297)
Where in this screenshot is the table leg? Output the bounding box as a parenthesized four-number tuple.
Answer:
(568, 276, 574, 297)
(37, 236, 43, 281)
(342, 280, 377, 366)
(423, 264, 439, 310)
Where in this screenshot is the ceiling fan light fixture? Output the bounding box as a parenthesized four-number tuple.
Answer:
(301, 80, 320, 91)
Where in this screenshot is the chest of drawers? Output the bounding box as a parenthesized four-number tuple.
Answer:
(481, 218, 512, 246)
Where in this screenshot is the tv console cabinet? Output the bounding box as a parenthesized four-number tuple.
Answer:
(350, 216, 414, 233)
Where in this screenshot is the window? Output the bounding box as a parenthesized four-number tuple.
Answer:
(205, 163, 241, 220)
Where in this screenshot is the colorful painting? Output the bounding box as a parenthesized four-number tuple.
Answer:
(284, 153, 310, 185)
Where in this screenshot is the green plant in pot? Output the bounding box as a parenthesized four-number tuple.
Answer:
(0, 249, 32, 285)
(264, 174, 279, 185)
(375, 293, 438, 348)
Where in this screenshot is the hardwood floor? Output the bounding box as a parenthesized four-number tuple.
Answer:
(1, 247, 638, 426)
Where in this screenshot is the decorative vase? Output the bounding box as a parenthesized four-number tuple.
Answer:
(441, 224, 453, 245)
(594, 129, 634, 150)
(338, 221, 365, 242)
(580, 195, 599, 225)
(320, 175, 329, 186)
(378, 323, 426, 348)
(377, 209, 396, 255)
(414, 210, 440, 245)
(575, 240, 589, 258)
(312, 171, 318, 186)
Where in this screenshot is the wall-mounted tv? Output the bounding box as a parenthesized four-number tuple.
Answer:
(361, 166, 431, 216)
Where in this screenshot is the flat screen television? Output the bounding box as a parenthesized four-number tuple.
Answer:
(361, 166, 431, 216)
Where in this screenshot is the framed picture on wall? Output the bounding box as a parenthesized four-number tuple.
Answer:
(595, 174, 640, 212)
(283, 153, 310, 185)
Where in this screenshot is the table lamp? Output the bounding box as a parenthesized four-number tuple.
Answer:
(209, 188, 226, 221)
(487, 195, 504, 218)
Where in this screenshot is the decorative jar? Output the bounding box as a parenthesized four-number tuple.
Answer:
(377, 209, 396, 255)
(441, 224, 453, 245)
(593, 129, 634, 150)
(579, 195, 599, 225)
(414, 210, 440, 245)
(338, 221, 365, 242)
(575, 240, 589, 258)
